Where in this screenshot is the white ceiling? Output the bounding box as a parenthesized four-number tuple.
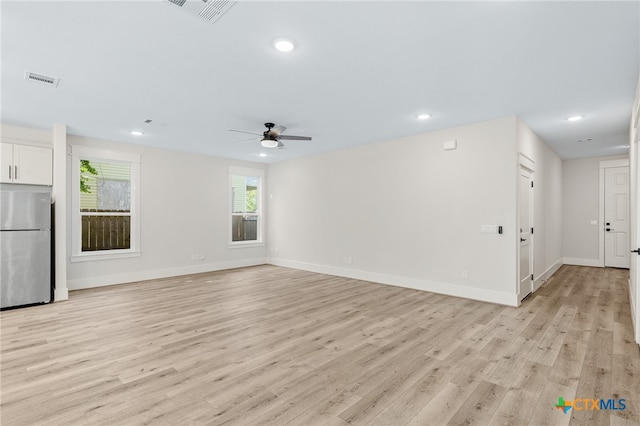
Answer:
(2, 1, 639, 163)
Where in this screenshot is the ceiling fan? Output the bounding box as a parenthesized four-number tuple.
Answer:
(229, 122, 312, 148)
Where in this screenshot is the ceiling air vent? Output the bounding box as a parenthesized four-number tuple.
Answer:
(166, 0, 235, 24)
(199, 0, 234, 22)
(24, 71, 60, 87)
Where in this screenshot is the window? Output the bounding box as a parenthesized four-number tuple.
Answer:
(230, 167, 264, 245)
(71, 146, 140, 261)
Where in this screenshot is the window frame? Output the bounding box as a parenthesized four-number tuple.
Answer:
(228, 166, 265, 248)
(70, 145, 141, 262)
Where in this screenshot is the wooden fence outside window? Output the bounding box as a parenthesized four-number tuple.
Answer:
(232, 215, 257, 241)
(81, 209, 130, 251)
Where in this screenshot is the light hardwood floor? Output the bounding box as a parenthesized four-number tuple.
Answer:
(1, 265, 639, 425)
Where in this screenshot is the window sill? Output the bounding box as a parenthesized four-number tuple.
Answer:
(70, 250, 141, 263)
(228, 241, 265, 249)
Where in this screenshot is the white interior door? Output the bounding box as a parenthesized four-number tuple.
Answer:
(518, 167, 533, 302)
(604, 166, 630, 268)
(633, 124, 640, 345)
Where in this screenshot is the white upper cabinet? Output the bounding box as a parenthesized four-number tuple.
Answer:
(0, 143, 12, 183)
(1, 142, 53, 185)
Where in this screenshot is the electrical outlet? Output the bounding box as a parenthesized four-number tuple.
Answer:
(347, 256, 353, 265)
(461, 269, 469, 279)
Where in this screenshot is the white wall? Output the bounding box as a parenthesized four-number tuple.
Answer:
(516, 119, 564, 289)
(562, 154, 627, 266)
(268, 117, 520, 305)
(66, 135, 267, 289)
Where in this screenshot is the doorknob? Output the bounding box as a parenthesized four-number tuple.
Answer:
(606, 228, 614, 232)
(520, 238, 526, 242)
(632, 249, 640, 254)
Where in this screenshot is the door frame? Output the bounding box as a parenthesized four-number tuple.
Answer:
(517, 154, 535, 305)
(631, 101, 640, 345)
(598, 159, 630, 267)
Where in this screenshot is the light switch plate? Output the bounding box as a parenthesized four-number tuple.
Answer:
(590, 220, 598, 225)
(481, 225, 498, 234)
(443, 140, 457, 150)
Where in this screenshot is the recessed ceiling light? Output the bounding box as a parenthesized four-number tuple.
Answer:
(274, 39, 295, 52)
(130, 130, 143, 136)
(567, 115, 583, 122)
(417, 113, 431, 120)
(259, 153, 267, 157)
(576, 138, 592, 143)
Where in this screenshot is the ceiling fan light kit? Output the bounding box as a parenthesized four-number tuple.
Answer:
(230, 122, 312, 149)
(261, 137, 279, 148)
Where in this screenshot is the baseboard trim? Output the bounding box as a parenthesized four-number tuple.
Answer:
(269, 258, 518, 307)
(629, 278, 640, 344)
(563, 257, 602, 267)
(68, 257, 269, 290)
(54, 287, 69, 302)
(534, 259, 563, 291)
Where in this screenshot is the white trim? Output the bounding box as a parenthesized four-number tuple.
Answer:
(228, 241, 265, 249)
(52, 124, 68, 301)
(70, 146, 141, 260)
(229, 166, 265, 245)
(54, 287, 68, 302)
(70, 145, 140, 163)
(71, 250, 141, 262)
(629, 278, 639, 344)
(563, 257, 602, 267)
(534, 258, 563, 291)
(269, 258, 518, 307)
(67, 257, 268, 290)
(229, 166, 265, 178)
(517, 160, 535, 304)
(518, 153, 535, 171)
(599, 159, 630, 170)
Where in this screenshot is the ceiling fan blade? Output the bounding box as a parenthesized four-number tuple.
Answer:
(271, 124, 287, 137)
(278, 135, 312, 141)
(229, 129, 262, 136)
(277, 140, 285, 148)
(234, 137, 258, 144)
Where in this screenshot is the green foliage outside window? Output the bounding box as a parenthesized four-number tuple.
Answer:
(246, 187, 257, 212)
(80, 159, 97, 193)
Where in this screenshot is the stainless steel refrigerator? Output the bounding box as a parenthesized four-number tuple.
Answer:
(1, 184, 52, 309)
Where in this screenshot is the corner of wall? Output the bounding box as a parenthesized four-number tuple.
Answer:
(68, 257, 268, 290)
(269, 258, 519, 307)
(52, 124, 69, 301)
(534, 258, 563, 291)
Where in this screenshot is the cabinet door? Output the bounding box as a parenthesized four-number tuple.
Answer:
(13, 145, 53, 185)
(0, 143, 12, 183)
